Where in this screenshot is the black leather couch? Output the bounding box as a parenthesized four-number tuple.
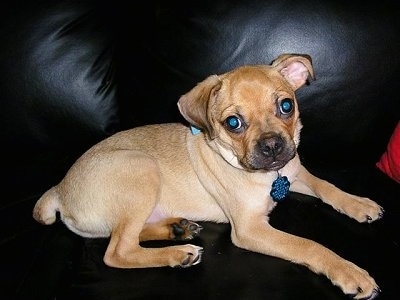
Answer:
(2, 1, 399, 299)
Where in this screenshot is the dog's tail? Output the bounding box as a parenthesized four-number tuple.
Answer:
(33, 186, 61, 225)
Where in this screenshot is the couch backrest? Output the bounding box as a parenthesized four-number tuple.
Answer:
(123, 0, 399, 167)
(1, 0, 399, 206)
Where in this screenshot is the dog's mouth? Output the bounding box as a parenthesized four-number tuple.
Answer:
(263, 160, 289, 171)
(245, 153, 295, 172)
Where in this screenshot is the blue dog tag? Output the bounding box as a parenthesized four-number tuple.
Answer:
(270, 175, 290, 202)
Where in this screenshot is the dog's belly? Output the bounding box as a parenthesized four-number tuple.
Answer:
(146, 201, 229, 224)
(152, 179, 230, 223)
(147, 166, 229, 224)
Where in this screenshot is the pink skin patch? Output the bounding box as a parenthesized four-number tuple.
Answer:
(145, 206, 166, 223)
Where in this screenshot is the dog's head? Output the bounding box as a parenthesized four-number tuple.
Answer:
(178, 54, 314, 172)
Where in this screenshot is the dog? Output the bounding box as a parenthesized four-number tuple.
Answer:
(33, 53, 383, 299)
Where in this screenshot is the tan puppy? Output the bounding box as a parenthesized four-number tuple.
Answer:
(33, 54, 383, 299)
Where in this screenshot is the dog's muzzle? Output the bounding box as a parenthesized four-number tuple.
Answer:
(247, 132, 296, 171)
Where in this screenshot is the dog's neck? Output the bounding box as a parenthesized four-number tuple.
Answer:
(189, 124, 248, 170)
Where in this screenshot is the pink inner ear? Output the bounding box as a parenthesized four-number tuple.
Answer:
(281, 62, 309, 90)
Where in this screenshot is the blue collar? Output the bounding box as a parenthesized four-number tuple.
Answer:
(190, 125, 202, 135)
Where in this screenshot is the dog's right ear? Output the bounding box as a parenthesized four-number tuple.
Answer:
(177, 75, 222, 139)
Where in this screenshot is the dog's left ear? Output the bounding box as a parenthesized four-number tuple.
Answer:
(271, 54, 315, 91)
(178, 75, 222, 139)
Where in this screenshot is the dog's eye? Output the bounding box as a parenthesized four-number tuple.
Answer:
(225, 116, 244, 132)
(279, 98, 294, 115)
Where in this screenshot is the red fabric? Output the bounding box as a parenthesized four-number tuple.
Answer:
(376, 121, 400, 184)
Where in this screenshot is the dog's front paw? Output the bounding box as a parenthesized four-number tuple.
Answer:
(336, 196, 384, 223)
(329, 259, 380, 300)
(170, 218, 203, 240)
(172, 245, 203, 268)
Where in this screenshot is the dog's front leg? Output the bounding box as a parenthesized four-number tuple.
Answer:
(230, 216, 380, 299)
(293, 166, 384, 223)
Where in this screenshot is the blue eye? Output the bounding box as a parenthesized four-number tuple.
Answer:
(279, 98, 293, 115)
(226, 116, 243, 132)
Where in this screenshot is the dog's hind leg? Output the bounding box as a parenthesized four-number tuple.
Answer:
(139, 218, 203, 242)
(101, 153, 203, 268)
(103, 219, 203, 268)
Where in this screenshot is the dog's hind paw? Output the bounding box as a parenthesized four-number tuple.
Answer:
(173, 245, 203, 268)
(170, 218, 203, 240)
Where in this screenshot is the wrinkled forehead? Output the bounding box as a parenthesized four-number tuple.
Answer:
(218, 66, 295, 109)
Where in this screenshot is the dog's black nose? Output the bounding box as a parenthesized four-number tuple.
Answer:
(258, 133, 284, 158)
